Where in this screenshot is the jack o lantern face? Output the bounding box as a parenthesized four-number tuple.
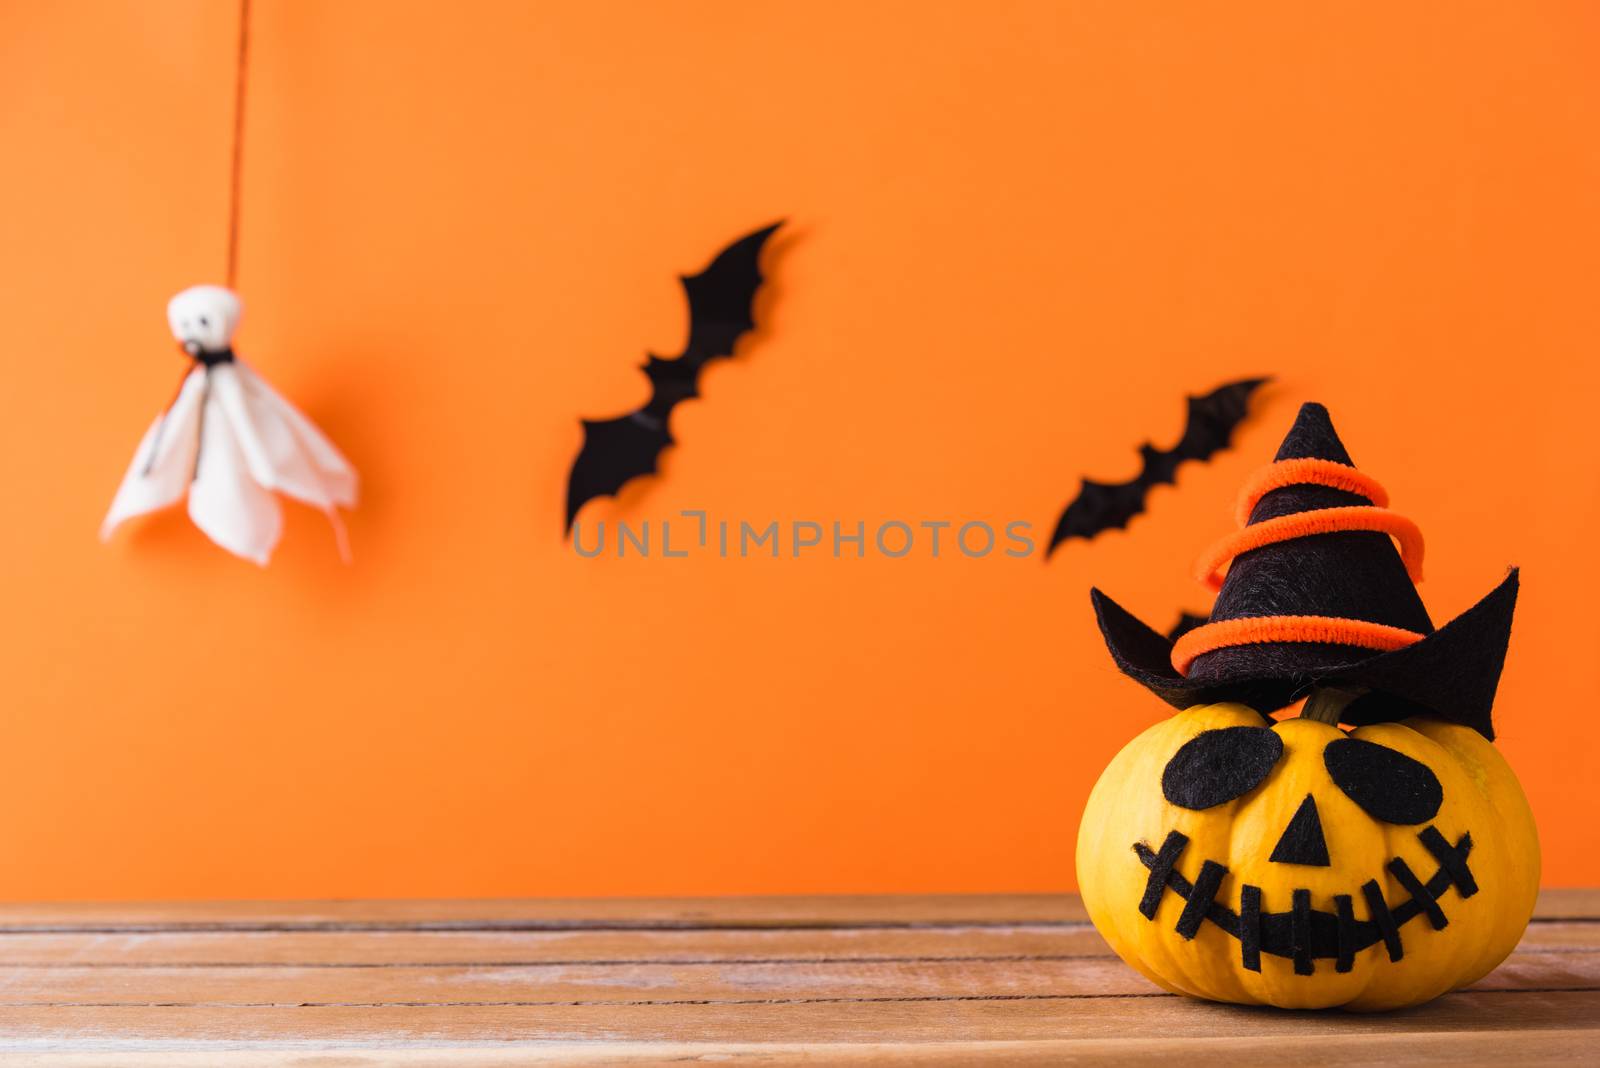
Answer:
(1135, 724, 1477, 976)
(1077, 703, 1539, 1010)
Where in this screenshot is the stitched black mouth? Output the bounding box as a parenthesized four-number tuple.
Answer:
(1131, 826, 1477, 976)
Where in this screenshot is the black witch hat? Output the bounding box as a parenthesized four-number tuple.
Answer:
(1090, 402, 1518, 739)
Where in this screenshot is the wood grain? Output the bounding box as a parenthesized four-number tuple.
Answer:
(0, 889, 1587, 930)
(1, 918, 1594, 967)
(0, 892, 1594, 1062)
(0, 894, 1089, 931)
(0, 950, 1595, 1006)
(1, 990, 1598, 1041)
(0, 925, 1116, 966)
(3, 1032, 1598, 1067)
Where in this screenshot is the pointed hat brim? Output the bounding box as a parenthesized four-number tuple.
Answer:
(1090, 568, 1518, 739)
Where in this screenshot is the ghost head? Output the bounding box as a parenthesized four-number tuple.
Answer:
(167, 285, 242, 355)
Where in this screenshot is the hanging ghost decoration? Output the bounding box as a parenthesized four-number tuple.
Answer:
(101, 285, 357, 565)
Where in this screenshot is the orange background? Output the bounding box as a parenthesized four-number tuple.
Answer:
(2, 1, 1597, 900)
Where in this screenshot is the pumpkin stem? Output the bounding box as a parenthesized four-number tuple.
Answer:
(1300, 686, 1363, 726)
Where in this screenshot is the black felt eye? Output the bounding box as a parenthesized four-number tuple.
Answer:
(1162, 727, 1284, 810)
(1323, 738, 1443, 824)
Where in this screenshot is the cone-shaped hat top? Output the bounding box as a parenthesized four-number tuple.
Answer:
(1188, 402, 1433, 684)
(1273, 402, 1354, 465)
(1245, 403, 1365, 525)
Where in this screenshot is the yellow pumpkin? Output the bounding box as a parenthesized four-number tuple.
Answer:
(1076, 699, 1539, 1011)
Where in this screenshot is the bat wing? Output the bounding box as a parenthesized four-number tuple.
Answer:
(564, 222, 782, 532)
(188, 377, 283, 566)
(100, 368, 207, 541)
(1166, 378, 1269, 470)
(1047, 377, 1269, 557)
(565, 413, 672, 530)
(1048, 474, 1152, 546)
(678, 221, 782, 363)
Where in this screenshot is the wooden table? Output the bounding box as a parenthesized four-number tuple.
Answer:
(0, 891, 1594, 1064)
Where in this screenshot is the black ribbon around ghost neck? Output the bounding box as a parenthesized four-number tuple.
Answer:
(193, 347, 236, 369)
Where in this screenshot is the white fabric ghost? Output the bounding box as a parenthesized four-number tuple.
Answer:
(101, 285, 357, 565)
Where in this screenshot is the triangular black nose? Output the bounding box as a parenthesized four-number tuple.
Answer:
(1269, 794, 1330, 866)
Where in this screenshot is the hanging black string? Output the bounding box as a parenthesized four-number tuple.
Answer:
(225, 0, 252, 289)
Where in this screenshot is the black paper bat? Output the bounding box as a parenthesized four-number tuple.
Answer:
(565, 222, 783, 531)
(1046, 377, 1269, 557)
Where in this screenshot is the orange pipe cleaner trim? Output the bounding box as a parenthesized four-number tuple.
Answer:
(1171, 615, 1425, 676)
(1194, 506, 1425, 591)
(1234, 458, 1390, 527)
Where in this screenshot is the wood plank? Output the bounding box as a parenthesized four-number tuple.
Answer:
(0, 948, 1589, 1006)
(0, 989, 1594, 1046)
(1504, 921, 1600, 948)
(0, 892, 1592, 1061)
(1, 918, 1595, 968)
(6, 1031, 1600, 1068)
(1533, 887, 1600, 920)
(0, 888, 1589, 931)
(1470, 950, 1600, 991)
(0, 958, 1166, 1005)
(0, 925, 1115, 966)
(0, 895, 1088, 931)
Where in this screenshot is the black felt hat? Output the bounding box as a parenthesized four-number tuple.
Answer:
(1090, 402, 1518, 739)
